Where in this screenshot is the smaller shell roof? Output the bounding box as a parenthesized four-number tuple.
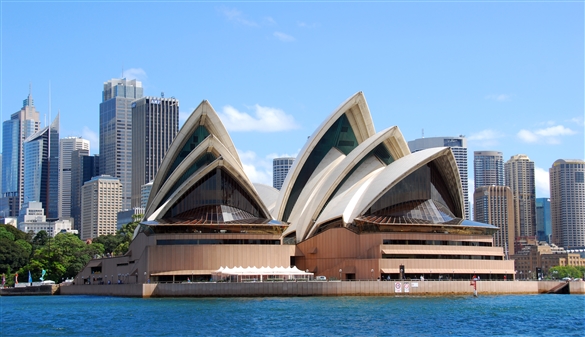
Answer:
(314, 147, 463, 233)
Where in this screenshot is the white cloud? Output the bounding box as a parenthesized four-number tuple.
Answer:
(237, 150, 273, 185)
(468, 129, 504, 147)
(534, 167, 550, 197)
(517, 125, 576, 144)
(218, 104, 300, 132)
(468, 129, 504, 141)
(485, 94, 512, 102)
(122, 68, 147, 82)
(273, 31, 295, 42)
(266, 152, 299, 160)
(264, 17, 276, 25)
(82, 126, 98, 153)
(219, 6, 258, 27)
(297, 21, 318, 28)
(569, 116, 584, 126)
(517, 129, 539, 143)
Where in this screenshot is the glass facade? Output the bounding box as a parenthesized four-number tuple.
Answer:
(164, 167, 267, 221)
(161, 152, 217, 205)
(99, 79, 143, 210)
(283, 113, 359, 222)
(2, 119, 19, 196)
(366, 163, 456, 223)
(22, 115, 59, 218)
(167, 125, 211, 181)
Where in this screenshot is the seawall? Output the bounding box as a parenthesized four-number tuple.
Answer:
(59, 280, 585, 298)
(0, 285, 59, 296)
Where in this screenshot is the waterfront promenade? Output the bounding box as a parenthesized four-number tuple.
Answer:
(59, 280, 585, 298)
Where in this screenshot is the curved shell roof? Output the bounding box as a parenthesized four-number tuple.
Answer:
(144, 101, 271, 223)
(315, 147, 464, 229)
(147, 100, 241, 212)
(273, 91, 377, 222)
(283, 126, 411, 241)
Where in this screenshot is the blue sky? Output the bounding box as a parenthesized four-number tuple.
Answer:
(1, 1, 583, 199)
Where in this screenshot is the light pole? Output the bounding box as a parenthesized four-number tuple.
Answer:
(371, 268, 374, 280)
(339, 269, 342, 281)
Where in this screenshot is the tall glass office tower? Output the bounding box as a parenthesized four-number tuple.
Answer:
(273, 157, 295, 191)
(549, 159, 585, 248)
(505, 154, 536, 238)
(535, 197, 552, 243)
(99, 78, 143, 210)
(59, 137, 90, 219)
(408, 136, 469, 220)
(474, 151, 504, 189)
(23, 114, 59, 219)
(131, 96, 179, 208)
(1, 90, 41, 216)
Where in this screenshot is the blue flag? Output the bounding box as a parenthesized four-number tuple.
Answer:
(40, 270, 46, 281)
(28, 271, 32, 284)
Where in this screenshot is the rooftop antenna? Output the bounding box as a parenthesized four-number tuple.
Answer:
(422, 128, 424, 138)
(122, 64, 124, 79)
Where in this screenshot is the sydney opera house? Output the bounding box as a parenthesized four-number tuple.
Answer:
(76, 92, 515, 284)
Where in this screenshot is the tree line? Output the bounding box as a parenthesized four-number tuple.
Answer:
(0, 219, 139, 286)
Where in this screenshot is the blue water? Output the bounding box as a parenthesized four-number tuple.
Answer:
(1, 295, 583, 336)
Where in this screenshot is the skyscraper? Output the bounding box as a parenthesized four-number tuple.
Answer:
(549, 159, 585, 248)
(70, 150, 99, 232)
(408, 136, 469, 219)
(131, 96, 179, 208)
(1, 89, 41, 215)
(273, 157, 294, 190)
(474, 151, 504, 189)
(505, 154, 536, 238)
(81, 175, 122, 240)
(59, 137, 90, 219)
(23, 114, 59, 219)
(474, 185, 515, 255)
(99, 78, 143, 210)
(535, 198, 552, 243)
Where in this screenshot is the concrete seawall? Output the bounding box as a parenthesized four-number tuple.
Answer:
(60, 280, 585, 298)
(1, 285, 59, 296)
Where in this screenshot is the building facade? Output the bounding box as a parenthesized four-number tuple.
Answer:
(474, 151, 504, 189)
(76, 93, 514, 284)
(273, 157, 294, 190)
(131, 96, 179, 208)
(99, 78, 143, 210)
(512, 242, 585, 280)
(474, 185, 515, 256)
(70, 150, 99, 232)
(505, 154, 536, 238)
(1, 90, 41, 215)
(535, 198, 552, 243)
(81, 175, 122, 240)
(549, 159, 585, 248)
(408, 136, 469, 220)
(140, 181, 153, 209)
(59, 137, 90, 219)
(23, 114, 59, 219)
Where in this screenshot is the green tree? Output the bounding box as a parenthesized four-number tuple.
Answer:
(113, 221, 139, 256)
(20, 233, 106, 282)
(0, 238, 30, 275)
(32, 230, 49, 249)
(0, 227, 15, 241)
(92, 234, 122, 255)
(549, 266, 583, 279)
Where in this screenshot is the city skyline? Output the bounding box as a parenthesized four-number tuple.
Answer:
(1, 2, 583, 199)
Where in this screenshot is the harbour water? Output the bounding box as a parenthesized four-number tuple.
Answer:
(1, 294, 583, 336)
